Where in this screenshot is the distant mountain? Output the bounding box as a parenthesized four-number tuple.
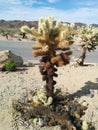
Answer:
(0, 19, 98, 29)
(0, 20, 38, 28)
(91, 24, 98, 27)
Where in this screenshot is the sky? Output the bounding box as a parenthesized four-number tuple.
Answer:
(0, 0, 98, 24)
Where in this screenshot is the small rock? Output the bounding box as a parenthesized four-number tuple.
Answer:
(0, 50, 23, 70)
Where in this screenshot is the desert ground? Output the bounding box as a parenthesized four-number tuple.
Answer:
(0, 34, 98, 129)
(0, 63, 98, 130)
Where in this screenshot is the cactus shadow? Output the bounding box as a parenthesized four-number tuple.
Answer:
(16, 63, 37, 71)
(70, 78, 98, 98)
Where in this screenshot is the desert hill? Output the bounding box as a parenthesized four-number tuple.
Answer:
(0, 19, 98, 29)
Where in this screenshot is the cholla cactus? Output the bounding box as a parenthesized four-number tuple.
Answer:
(21, 16, 74, 96)
(12, 20, 95, 129)
(75, 25, 98, 65)
(76, 25, 98, 51)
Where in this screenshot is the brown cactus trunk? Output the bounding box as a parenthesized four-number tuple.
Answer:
(39, 56, 57, 97)
(79, 47, 87, 66)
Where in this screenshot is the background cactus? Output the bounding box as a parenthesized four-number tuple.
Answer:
(75, 25, 98, 65)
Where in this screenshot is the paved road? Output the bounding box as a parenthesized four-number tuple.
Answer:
(0, 40, 39, 62)
(0, 40, 98, 63)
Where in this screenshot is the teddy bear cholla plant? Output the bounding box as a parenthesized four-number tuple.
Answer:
(12, 18, 95, 129)
(74, 25, 98, 65)
(21, 16, 74, 96)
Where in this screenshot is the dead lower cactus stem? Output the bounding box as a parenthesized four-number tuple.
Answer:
(39, 56, 57, 96)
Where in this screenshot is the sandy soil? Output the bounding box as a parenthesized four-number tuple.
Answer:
(0, 63, 98, 130)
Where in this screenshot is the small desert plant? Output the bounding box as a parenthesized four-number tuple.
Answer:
(74, 25, 98, 65)
(5, 59, 17, 71)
